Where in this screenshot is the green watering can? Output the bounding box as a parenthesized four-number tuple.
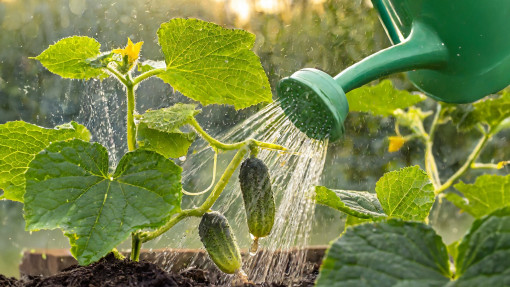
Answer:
(277, 0, 510, 141)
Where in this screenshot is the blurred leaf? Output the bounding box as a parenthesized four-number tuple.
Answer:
(473, 92, 510, 133)
(315, 186, 386, 219)
(0, 121, 90, 202)
(137, 123, 195, 158)
(157, 18, 272, 109)
(32, 36, 107, 80)
(24, 140, 182, 265)
(450, 207, 510, 286)
(316, 220, 451, 287)
(375, 166, 435, 221)
(139, 103, 200, 133)
(446, 174, 510, 218)
(440, 103, 476, 132)
(442, 92, 510, 133)
(346, 80, 425, 117)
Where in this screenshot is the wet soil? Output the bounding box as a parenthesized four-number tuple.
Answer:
(5, 253, 318, 287)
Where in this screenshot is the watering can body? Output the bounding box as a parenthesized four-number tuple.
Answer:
(277, 0, 510, 141)
(375, 0, 510, 103)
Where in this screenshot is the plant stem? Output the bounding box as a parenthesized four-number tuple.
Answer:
(130, 233, 142, 261)
(125, 73, 138, 257)
(435, 134, 490, 195)
(189, 117, 286, 152)
(111, 248, 125, 260)
(423, 106, 441, 189)
(126, 77, 137, 152)
(194, 145, 250, 213)
(133, 68, 165, 86)
(471, 163, 501, 169)
(429, 103, 441, 142)
(425, 141, 441, 189)
(105, 66, 128, 86)
(189, 117, 245, 150)
(140, 146, 250, 243)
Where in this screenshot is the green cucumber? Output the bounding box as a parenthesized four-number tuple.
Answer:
(198, 211, 242, 274)
(239, 157, 276, 242)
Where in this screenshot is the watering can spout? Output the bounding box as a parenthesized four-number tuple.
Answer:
(334, 21, 448, 93)
(277, 21, 448, 141)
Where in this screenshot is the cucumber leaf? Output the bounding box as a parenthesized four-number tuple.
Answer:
(446, 174, 510, 218)
(137, 123, 195, 158)
(0, 121, 90, 202)
(318, 208, 510, 287)
(316, 220, 451, 287)
(24, 140, 182, 265)
(375, 166, 435, 221)
(450, 207, 510, 286)
(157, 18, 272, 109)
(139, 103, 200, 133)
(315, 186, 386, 219)
(346, 80, 425, 117)
(32, 36, 107, 80)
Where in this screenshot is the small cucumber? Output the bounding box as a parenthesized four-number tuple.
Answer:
(198, 211, 242, 274)
(239, 157, 276, 241)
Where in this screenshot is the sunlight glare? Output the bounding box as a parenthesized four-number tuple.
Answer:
(255, 0, 283, 14)
(230, 0, 252, 23)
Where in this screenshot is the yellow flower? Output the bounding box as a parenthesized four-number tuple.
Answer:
(497, 161, 509, 169)
(388, 136, 406, 153)
(113, 38, 143, 65)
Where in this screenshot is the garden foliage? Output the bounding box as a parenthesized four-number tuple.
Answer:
(315, 81, 510, 286)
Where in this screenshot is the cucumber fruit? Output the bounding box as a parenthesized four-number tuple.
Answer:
(199, 211, 242, 274)
(239, 157, 276, 240)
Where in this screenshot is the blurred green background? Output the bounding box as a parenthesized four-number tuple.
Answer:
(0, 0, 508, 278)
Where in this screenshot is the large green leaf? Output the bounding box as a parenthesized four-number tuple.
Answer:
(375, 166, 435, 221)
(137, 123, 195, 158)
(316, 220, 451, 287)
(446, 174, 510, 218)
(24, 140, 182, 265)
(139, 103, 200, 133)
(450, 207, 510, 286)
(346, 80, 425, 117)
(32, 36, 107, 80)
(0, 121, 90, 202)
(315, 186, 386, 219)
(157, 18, 272, 109)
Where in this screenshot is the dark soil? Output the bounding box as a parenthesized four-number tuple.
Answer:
(0, 274, 20, 287)
(5, 253, 318, 287)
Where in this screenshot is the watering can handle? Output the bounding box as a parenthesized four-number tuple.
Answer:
(371, 0, 401, 44)
(334, 21, 449, 93)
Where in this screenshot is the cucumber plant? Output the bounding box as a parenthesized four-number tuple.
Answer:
(0, 18, 284, 276)
(314, 80, 510, 286)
